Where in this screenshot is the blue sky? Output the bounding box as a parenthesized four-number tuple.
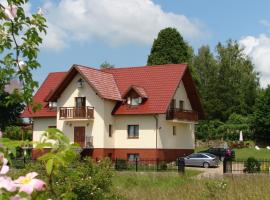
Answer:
(28, 0, 270, 87)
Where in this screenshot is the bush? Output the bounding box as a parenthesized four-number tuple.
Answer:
(4, 125, 32, 141)
(115, 158, 128, 171)
(158, 162, 167, 171)
(9, 157, 121, 200)
(244, 157, 261, 173)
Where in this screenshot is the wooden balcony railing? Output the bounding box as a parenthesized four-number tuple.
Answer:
(59, 106, 94, 119)
(166, 109, 198, 121)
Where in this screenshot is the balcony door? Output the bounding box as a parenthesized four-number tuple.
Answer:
(74, 127, 85, 147)
(75, 97, 86, 108)
(75, 97, 86, 118)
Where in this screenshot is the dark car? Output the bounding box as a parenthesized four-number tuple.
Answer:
(201, 147, 235, 160)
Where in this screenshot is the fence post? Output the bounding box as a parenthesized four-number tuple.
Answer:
(223, 158, 227, 173)
(115, 158, 118, 170)
(135, 158, 138, 172)
(177, 157, 185, 174)
(156, 158, 159, 172)
(223, 157, 232, 174)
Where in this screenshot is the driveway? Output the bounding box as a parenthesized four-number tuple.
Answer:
(187, 164, 223, 179)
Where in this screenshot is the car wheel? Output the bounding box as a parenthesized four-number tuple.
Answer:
(203, 162, 210, 168)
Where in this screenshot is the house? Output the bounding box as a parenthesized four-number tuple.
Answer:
(22, 64, 204, 161)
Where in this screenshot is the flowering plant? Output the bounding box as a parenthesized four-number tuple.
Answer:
(0, 153, 45, 200)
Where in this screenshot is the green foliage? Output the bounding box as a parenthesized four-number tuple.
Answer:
(196, 120, 224, 140)
(0, 0, 47, 105)
(10, 158, 120, 200)
(193, 41, 259, 122)
(244, 157, 261, 173)
(4, 125, 32, 140)
(115, 158, 128, 171)
(36, 128, 77, 176)
(0, 137, 29, 158)
(196, 113, 253, 140)
(100, 61, 114, 69)
(158, 162, 167, 171)
(252, 86, 270, 140)
(0, 91, 24, 130)
(147, 27, 192, 65)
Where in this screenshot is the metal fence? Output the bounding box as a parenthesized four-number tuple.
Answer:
(114, 158, 185, 173)
(224, 158, 270, 174)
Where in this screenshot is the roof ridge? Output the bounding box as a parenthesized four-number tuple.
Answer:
(48, 71, 66, 74)
(74, 64, 115, 75)
(103, 63, 187, 71)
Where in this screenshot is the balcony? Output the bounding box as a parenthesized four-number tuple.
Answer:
(59, 106, 94, 120)
(166, 109, 198, 122)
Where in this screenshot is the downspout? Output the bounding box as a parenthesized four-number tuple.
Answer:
(153, 114, 158, 160)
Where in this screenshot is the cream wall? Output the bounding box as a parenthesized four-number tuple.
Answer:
(173, 81, 192, 110)
(114, 115, 157, 149)
(57, 74, 105, 148)
(158, 114, 195, 149)
(33, 117, 56, 142)
(103, 100, 115, 148)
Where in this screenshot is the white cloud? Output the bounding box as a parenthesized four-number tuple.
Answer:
(41, 0, 205, 50)
(240, 34, 270, 88)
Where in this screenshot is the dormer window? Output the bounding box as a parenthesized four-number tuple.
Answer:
(49, 101, 57, 108)
(77, 78, 84, 88)
(127, 97, 142, 106)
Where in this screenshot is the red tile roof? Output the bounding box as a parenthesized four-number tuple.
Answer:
(76, 66, 122, 101)
(105, 64, 188, 114)
(21, 72, 66, 118)
(23, 64, 203, 118)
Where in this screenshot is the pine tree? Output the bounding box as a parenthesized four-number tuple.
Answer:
(147, 27, 191, 65)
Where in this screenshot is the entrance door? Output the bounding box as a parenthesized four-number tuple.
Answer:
(74, 127, 85, 147)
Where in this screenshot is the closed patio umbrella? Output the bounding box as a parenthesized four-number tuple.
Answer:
(239, 131, 243, 142)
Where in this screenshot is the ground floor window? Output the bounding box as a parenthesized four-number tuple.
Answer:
(48, 126, 56, 128)
(127, 125, 139, 138)
(127, 153, 140, 161)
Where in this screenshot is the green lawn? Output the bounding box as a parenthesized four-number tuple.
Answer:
(113, 171, 270, 200)
(234, 148, 270, 160)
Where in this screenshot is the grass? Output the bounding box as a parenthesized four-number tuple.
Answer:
(234, 148, 270, 160)
(113, 171, 270, 200)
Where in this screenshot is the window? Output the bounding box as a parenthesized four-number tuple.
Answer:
(127, 154, 139, 161)
(173, 126, 176, 136)
(75, 97, 86, 108)
(48, 102, 57, 108)
(127, 97, 142, 106)
(179, 100, 184, 110)
(109, 124, 112, 137)
(170, 99, 176, 110)
(128, 125, 139, 138)
(48, 126, 56, 128)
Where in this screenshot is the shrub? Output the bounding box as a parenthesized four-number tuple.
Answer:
(244, 157, 261, 173)
(115, 158, 128, 171)
(158, 162, 167, 171)
(4, 125, 32, 141)
(9, 157, 121, 200)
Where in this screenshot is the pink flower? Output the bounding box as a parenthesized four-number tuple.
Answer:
(4, 79, 23, 94)
(10, 194, 22, 200)
(0, 153, 9, 175)
(4, 5, 17, 21)
(15, 172, 45, 195)
(0, 176, 17, 192)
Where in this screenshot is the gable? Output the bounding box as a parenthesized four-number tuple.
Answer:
(172, 81, 192, 110)
(47, 65, 122, 102)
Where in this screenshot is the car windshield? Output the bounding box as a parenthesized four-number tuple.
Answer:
(204, 153, 216, 158)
